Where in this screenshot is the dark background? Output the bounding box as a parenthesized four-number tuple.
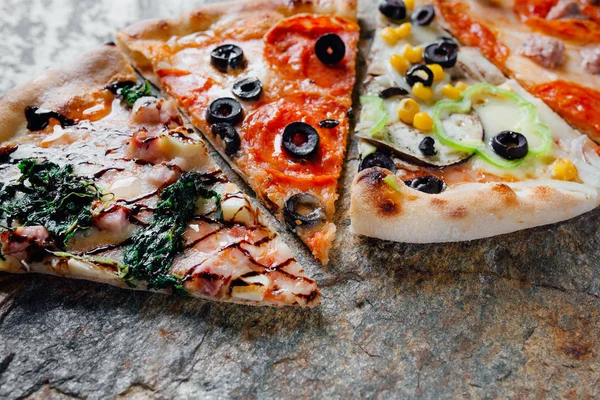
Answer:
(1, 0, 599, 398)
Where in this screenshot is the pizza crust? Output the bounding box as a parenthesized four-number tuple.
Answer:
(351, 167, 600, 243)
(0, 45, 136, 143)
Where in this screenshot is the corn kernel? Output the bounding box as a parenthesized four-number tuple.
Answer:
(442, 83, 462, 100)
(413, 112, 433, 131)
(393, 23, 412, 40)
(404, 0, 415, 10)
(390, 54, 410, 74)
(380, 27, 397, 45)
(455, 81, 469, 92)
(551, 158, 578, 181)
(402, 44, 423, 63)
(427, 64, 445, 82)
(412, 82, 434, 101)
(398, 98, 420, 125)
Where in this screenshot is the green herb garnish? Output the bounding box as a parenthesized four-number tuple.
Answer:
(123, 172, 220, 291)
(119, 81, 153, 107)
(0, 159, 104, 256)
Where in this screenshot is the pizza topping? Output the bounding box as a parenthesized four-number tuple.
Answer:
(418, 136, 437, 156)
(210, 44, 245, 73)
(206, 97, 243, 125)
(379, 87, 409, 98)
(406, 64, 434, 87)
(111, 81, 154, 107)
(1, 226, 51, 256)
(517, 34, 565, 69)
(319, 119, 340, 128)
(491, 131, 529, 160)
(423, 41, 458, 68)
(411, 5, 436, 26)
(283, 193, 325, 231)
(398, 98, 421, 124)
(357, 96, 389, 138)
(211, 123, 241, 156)
(551, 158, 579, 181)
(24, 106, 75, 131)
(282, 122, 320, 159)
(315, 33, 346, 65)
(359, 151, 397, 172)
(379, 0, 408, 21)
(232, 77, 263, 101)
(130, 97, 180, 127)
(412, 82, 434, 101)
(581, 47, 600, 74)
(404, 175, 446, 194)
(413, 111, 434, 131)
(122, 172, 220, 291)
(546, 0, 585, 20)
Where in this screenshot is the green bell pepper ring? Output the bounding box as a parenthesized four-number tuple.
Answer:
(432, 83, 552, 169)
(359, 95, 388, 139)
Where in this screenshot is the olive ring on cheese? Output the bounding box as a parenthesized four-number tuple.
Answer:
(232, 77, 263, 101)
(379, 87, 409, 99)
(379, 0, 407, 20)
(211, 123, 241, 155)
(411, 5, 435, 26)
(418, 137, 437, 156)
(404, 175, 446, 194)
(206, 97, 243, 125)
(359, 151, 397, 173)
(211, 44, 245, 72)
(491, 131, 529, 160)
(406, 64, 434, 87)
(315, 33, 346, 65)
(284, 193, 326, 230)
(424, 41, 458, 69)
(282, 122, 320, 159)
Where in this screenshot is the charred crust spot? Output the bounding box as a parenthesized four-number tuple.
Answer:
(295, 289, 320, 304)
(430, 198, 448, 208)
(492, 183, 518, 204)
(195, 271, 224, 282)
(448, 206, 468, 219)
(533, 186, 557, 201)
(0, 144, 18, 159)
(377, 197, 400, 216)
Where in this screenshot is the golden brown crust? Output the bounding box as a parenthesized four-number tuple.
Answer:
(350, 168, 600, 243)
(0, 45, 136, 143)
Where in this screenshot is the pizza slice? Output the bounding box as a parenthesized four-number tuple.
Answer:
(350, 1, 600, 242)
(115, 0, 360, 264)
(0, 45, 320, 307)
(433, 0, 600, 144)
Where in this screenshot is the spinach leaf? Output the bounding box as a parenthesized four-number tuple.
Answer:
(123, 172, 220, 291)
(119, 81, 154, 107)
(0, 159, 104, 253)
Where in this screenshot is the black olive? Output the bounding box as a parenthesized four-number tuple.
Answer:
(319, 119, 340, 128)
(379, 87, 409, 99)
(347, 107, 355, 119)
(406, 64, 434, 87)
(211, 123, 241, 156)
(359, 151, 397, 173)
(411, 5, 435, 26)
(424, 42, 458, 69)
(210, 44, 245, 72)
(315, 33, 346, 65)
(105, 80, 137, 94)
(206, 97, 243, 125)
(283, 193, 325, 230)
(282, 122, 320, 159)
(418, 137, 437, 156)
(437, 36, 458, 46)
(24, 106, 75, 131)
(404, 175, 446, 194)
(491, 131, 528, 160)
(379, 0, 407, 20)
(232, 77, 262, 101)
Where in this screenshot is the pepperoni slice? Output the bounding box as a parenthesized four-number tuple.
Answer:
(435, 0, 510, 68)
(264, 15, 359, 100)
(529, 80, 600, 142)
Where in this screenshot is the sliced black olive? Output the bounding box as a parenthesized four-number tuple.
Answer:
(424, 42, 458, 69)
(24, 106, 75, 131)
(411, 5, 435, 26)
(491, 131, 528, 160)
(210, 44, 245, 72)
(406, 64, 434, 87)
(206, 97, 243, 125)
(282, 122, 320, 159)
(418, 137, 437, 156)
(379, 0, 407, 20)
(319, 119, 340, 128)
(315, 33, 346, 65)
(211, 123, 241, 156)
(284, 193, 325, 230)
(359, 151, 397, 173)
(105, 80, 137, 95)
(404, 175, 446, 194)
(232, 77, 262, 101)
(437, 36, 458, 46)
(379, 87, 409, 99)
(347, 107, 355, 119)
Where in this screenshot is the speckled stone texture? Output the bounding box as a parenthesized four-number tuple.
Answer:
(1, 1, 599, 398)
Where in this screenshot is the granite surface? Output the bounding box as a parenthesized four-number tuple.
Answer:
(1, 1, 600, 398)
